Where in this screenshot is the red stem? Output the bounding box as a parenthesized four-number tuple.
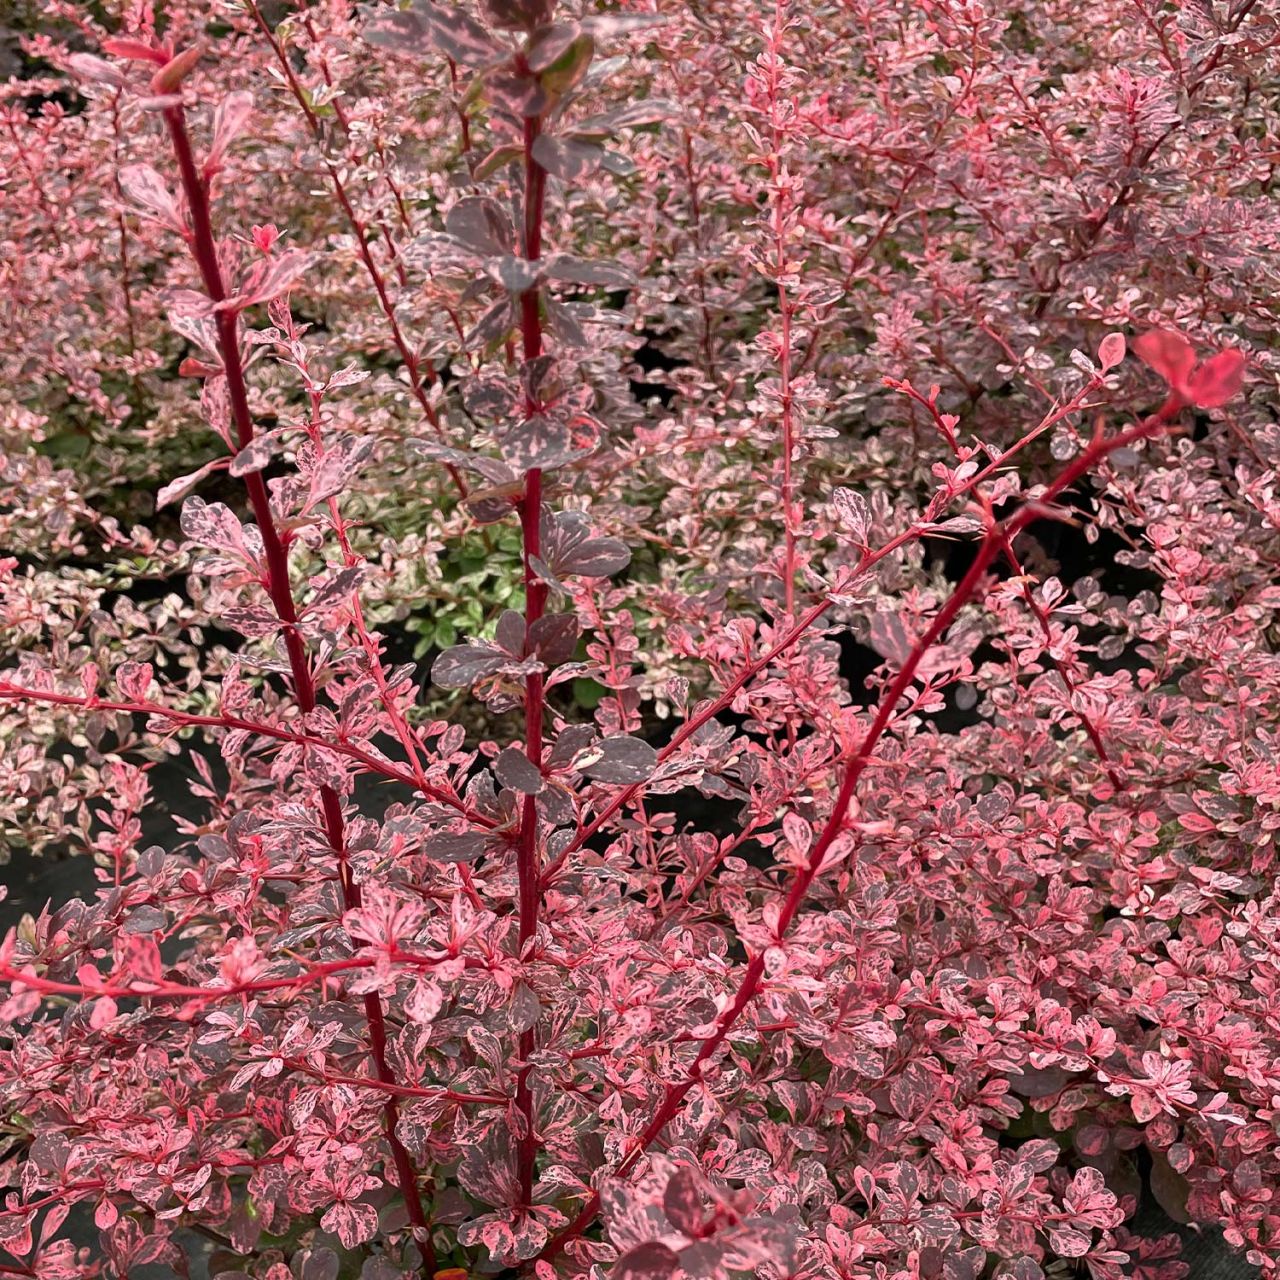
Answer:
(538, 408, 1180, 1262)
(539, 377, 1106, 886)
(297, 12, 416, 244)
(446, 57, 474, 159)
(158, 103, 434, 1271)
(900, 381, 1125, 790)
(514, 109, 549, 1209)
(0, 682, 491, 822)
(0, 948, 494, 1010)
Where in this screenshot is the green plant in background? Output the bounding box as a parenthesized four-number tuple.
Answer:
(403, 522, 525, 659)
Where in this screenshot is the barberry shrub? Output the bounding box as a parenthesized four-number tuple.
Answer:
(0, 1, 1278, 1279)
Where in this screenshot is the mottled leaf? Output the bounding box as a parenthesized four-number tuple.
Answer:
(495, 747, 544, 795)
(120, 164, 184, 231)
(229, 430, 285, 478)
(529, 612, 578, 664)
(574, 735, 657, 784)
(433, 642, 506, 688)
(423, 831, 488, 862)
(544, 254, 634, 289)
(613, 1243, 679, 1280)
(156, 457, 229, 510)
(180, 497, 246, 555)
(235, 249, 312, 309)
(364, 2, 508, 67)
(831, 487, 871, 541)
(447, 196, 515, 256)
(531, 134, 604, 180)
(488, 254, 542, 295)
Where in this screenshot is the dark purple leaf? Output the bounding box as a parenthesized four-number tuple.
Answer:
(365, 3, 508, 68)
(525, 21, 582, 71)
(423, 832, 488, 862)
(542, 509, 631, 578)
(464, 371, 519, 420)
(563, 536, 629, 577)
(531, 134, 604, 180)
(662, 1167, 704, 1236)
(502, 413, 582, 472)
(544, 255, 634, 289)
(467, 487, 524, 524)
(538, 33, 594, 96)
(409, 441, 518, 487)
(613, 1242, 680, 1280)
(574, 98, 679, 137)
(995, 1259, 1043, 1280)
(298, 1246, 339, 1280)
(520, 355, 556, 401)
(433, 642, 506, 688)
(29, 1134, 71, 1175)
(544, 298, 590, 348)
(889, 1062, 938, 1121)
(547, 724, 597, 766)
(481, 0, 555, 33)
(495, 747, 544, 795)
(465, 298, 516, 349)
(487, 69, 550, 117)
(495, 609, 527, 656)
(446, 197, 515, 256)
(1148, 1153, 1191, 1224)
(529, 613, 578, 664)
(574, 735, 657, 784)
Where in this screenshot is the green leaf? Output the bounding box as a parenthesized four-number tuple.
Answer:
(572, 678, 605, 710)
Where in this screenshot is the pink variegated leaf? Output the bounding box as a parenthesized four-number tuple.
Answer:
(155, 456, 229, 509)
(206, 91, 254, 176)
(119, 164, 185, 232)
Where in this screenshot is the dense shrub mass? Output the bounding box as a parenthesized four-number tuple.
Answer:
(1, 1, 1279, 1277)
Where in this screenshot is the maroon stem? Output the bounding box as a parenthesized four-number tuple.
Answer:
(446, 56, 474, 159)
(537, 408, 1180, 1263)
(0, 682, 492, 821)
(538, 378, 1105, 888)
(243, 0, 467, 500)
(904, 384, 1124, 790)
(297, 12, 416, 244)
(514, 110, 549, 1208)
(159, 104, 434, 1273)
